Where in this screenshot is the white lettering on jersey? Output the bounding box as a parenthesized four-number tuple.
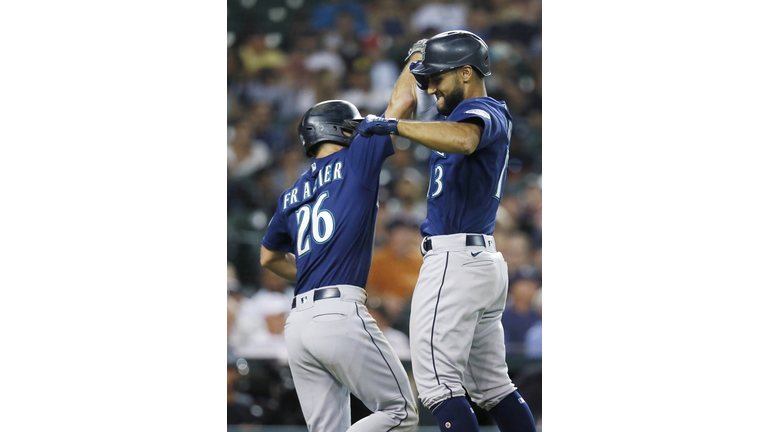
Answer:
(290, 188, 298, 205)
(303, 181, 311, 200)
(465, 109, 490, 120)
(333, 162, 343, 180)
(283, 193, 290, 210)
(324, 165, 332, 184)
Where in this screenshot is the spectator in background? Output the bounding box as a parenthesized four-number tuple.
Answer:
(227, 353, 260, 425)
(242, 68, 294, 121)
(501, 230, 538, 283)
(366, 41, 401, 95)
(246, 100, 289, 153)
(269, 147, 311, 199)
(323, 11, 365, 66)
(520, 179, 542, 249)
(339, 62, 390, 115)
(228, 261, 242, 295)
(238, 34, 286, 77)
(227, 118, 271, 179)
(367, 217, 423, 323)
(229, 270, 292, 361)
(228, 262, 244, 348)
(384, 167, 427, 222)
(465, 5, 492, 39)
(501, 278, 541, 353)
(367, 0, 409, 38)
(291, 68, 343, 119)
(411, 0, 468, 34)
(524, 288, 542, 358)
(311, 0, 370, 36)
(303, 34, 347, 81)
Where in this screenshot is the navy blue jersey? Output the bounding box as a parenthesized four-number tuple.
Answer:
(262, 134, 394, 296)
(421, 97, 513, 237)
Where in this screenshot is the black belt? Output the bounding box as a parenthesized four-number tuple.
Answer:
(422, 234, 485, 253)
(291, 287, 341, 309)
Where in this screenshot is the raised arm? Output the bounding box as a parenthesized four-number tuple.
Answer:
(359, 40, 483, 155)
(383, 53, 422, 120)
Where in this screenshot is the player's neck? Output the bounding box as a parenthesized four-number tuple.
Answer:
(464, 81, 487, 101)
(315, 143, 345, 159)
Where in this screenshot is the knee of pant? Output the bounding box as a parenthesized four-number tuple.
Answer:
(473, 389, 514, 411)
(399, 408, 419, 431)
(384, 399, 419, 430)
(385, 402, 418, 431)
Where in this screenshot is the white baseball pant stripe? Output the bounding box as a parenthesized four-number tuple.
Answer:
(410, 234, 517, 411)
(285, 285, 417, 431)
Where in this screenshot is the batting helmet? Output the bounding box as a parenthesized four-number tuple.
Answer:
(410, 30, 491, 86)
(298, 100, 363, 158)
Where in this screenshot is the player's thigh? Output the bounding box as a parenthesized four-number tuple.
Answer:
(286, 312, 352, 430)
(410, 251, 496, 380)
(333, 303, 414, 413)
(464, 253, 516, 407)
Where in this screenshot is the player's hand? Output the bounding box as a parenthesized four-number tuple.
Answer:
(405, 38, 428, 61)
(409, 60, 429, 90)
(357, 114, 399, 137)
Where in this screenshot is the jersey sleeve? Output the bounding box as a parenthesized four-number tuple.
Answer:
(345, 132, 394, 190)
(448, 101, 506, 152)
(261, 204, 294, 253)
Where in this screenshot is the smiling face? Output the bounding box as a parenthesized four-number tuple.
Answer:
(427, 69, 465, 116)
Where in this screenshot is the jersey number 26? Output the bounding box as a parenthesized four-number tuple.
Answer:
(295, 191, 335, 257)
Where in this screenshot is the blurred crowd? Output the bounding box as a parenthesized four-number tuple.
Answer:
(227, 0, 542, 426)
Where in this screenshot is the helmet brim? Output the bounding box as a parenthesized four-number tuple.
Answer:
(343, 117, 365, 127)
(410, 62, 457, 78)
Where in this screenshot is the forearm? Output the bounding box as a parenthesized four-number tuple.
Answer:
(384, 53, 423, 120)
(260, 247, 298, 282)
(396, 120, 481, 155)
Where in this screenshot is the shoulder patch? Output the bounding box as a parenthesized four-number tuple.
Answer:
(465, 109, 490, 120)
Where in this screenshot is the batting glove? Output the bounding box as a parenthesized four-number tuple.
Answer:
(405, 38, 428, 61)
(409, 60, 429, 90)
(357, 114, 399, 138)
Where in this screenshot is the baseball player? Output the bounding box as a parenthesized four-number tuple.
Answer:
(357, 31, 537, 432)
(260, 99, 418, 431)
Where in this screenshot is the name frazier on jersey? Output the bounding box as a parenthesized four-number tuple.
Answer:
(282, 161, 344, 210)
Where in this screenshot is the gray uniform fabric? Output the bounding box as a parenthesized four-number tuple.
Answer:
(410, 234, 517, 410)
(285, 285, 418, 432)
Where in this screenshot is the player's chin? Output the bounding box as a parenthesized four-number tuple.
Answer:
(436, 99, 452, 116)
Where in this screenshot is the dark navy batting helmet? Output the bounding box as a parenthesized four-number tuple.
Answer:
(410, 30, 491, 86)
(298, 100, 363, 158)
